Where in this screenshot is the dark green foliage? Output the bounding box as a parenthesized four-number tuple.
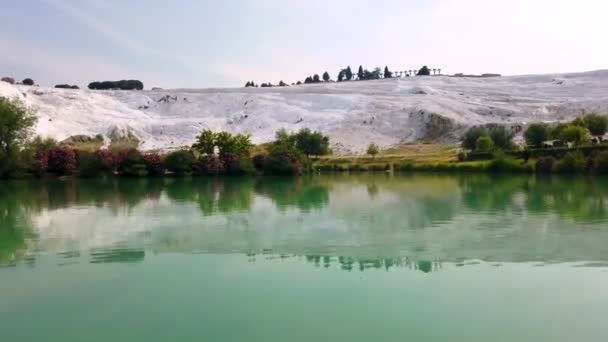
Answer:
(22, 78, 34, 86)
(417, 66, 431, 76)
(117, 149, 147, 177)
(345, 66, 353, 80)
(487, 152, 531, 173)
(357, 66, 364, 80)
(582, 113, 608, 138)
(313, 74, 320, 83)
(263, 143, 304, 175)
(195, 155, 225, 175)
(465, 151, 495, 161)
(88, 80, 144, 90)
(76, 150, 109, 177)
(322, 72, 330, 82)
(164, 150, 195, 175)
(462, 127, 488, 150)
(192, 130, 252, 159)
(593, 151, 608, 173)
(337, 72, 345, 82)
(475, 135, 494, 152)
(535, 157, 555, 173)
(252, 154, 267, 171)
(488, 126, 514, 150)
(554, 151, 586, 173)
(384, 66, 392, 78)
(294, 128, 330, 157)
(367, 143, 379, 157)
(143, 152, 165, 176)
(559, 125, 589, 146)
(55, 84, 79, 89)
(0, 97, 36, 177)
(524, 123, 550, 148)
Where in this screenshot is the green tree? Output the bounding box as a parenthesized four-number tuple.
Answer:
(164, 150, 195, 175)
(475, 135, 494, 152)
(294, 128, 330, 157)
(559, 125, 590, 146)
(367, 143, 379, 157)
(524, 123, 550, 148)
(462, 127, 488, 150)
(322, 72, 330, 82)
(357, 65, 364, 80)
(337, 71, 345, 82)
(313, 74, 320, 83)
(345, 66, 353, 80)
(384, 66, 392, 78)
(0, 97, 36, 177)
(192, 129, 216, 155)
(582, 113, 608, 139)
(488, 126, 514, 150)
(417, 66, 431, 76)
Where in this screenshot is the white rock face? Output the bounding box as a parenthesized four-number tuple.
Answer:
(1, 70, 607, 153)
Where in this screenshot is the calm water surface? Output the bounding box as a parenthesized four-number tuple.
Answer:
(1, 174, 608, 341)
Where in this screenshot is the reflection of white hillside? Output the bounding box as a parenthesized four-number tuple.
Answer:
(21, 175, 608, 263)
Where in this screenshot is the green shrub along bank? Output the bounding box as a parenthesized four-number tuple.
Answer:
(0, 96, 333, 178)
(3, 94, 608, 178)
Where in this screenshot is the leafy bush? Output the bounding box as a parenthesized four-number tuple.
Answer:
(194, 155, 226, 176)
(46, 147, 77, 176)
(367, 143, 379, 157)
(582, 113, 608, 138)
(87, 80, 144, 90)
(417, 66, 431, 76)
(117, 148, 147, 177)
(192, 129, 252, 158)
(524, 123, 550, 148)
(535, 157, 555, 173)
(0, 97, 36, 177)
(462, 127, 488, 150)
(294, 128, 330, 157)
(263, 143, 305, 175)
(252, 154, 267, 171)
(55, 84, 79, 89)
(554, 151, 586, 173)
(164, 150, 195, 175)
(96, 149, 120, 173)
(143, 152, 165, 176)
(488, 126, 514, 150)
(22, 78, 34, 86)
(558, 125, 590, 146)
(1, 77, 15, 84)
(475, 135, 494, 152)
(76, 150, 108, 177)
(487, 152, 530, 173)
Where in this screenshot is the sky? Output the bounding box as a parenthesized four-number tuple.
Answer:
(1, 0, 607, 88)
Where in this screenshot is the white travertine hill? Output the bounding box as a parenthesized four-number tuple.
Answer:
(1, 70, 607, 153)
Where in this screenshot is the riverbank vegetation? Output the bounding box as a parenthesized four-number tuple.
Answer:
(0, 96, 332, 178)
(2, 95, 608, 179)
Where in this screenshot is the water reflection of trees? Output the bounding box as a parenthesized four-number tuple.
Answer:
(254, 176, 329, 212)
(3, 174, 608, 267)
(459, 175, 608, 222)
(257, 254, 443, 273)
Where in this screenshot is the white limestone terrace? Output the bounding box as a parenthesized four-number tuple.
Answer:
(1, 70, 607, 154)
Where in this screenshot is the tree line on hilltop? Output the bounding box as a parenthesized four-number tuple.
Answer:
(245, 65, 434, 88)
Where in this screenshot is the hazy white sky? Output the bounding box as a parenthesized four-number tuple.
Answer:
(1, 0, 607, 88)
